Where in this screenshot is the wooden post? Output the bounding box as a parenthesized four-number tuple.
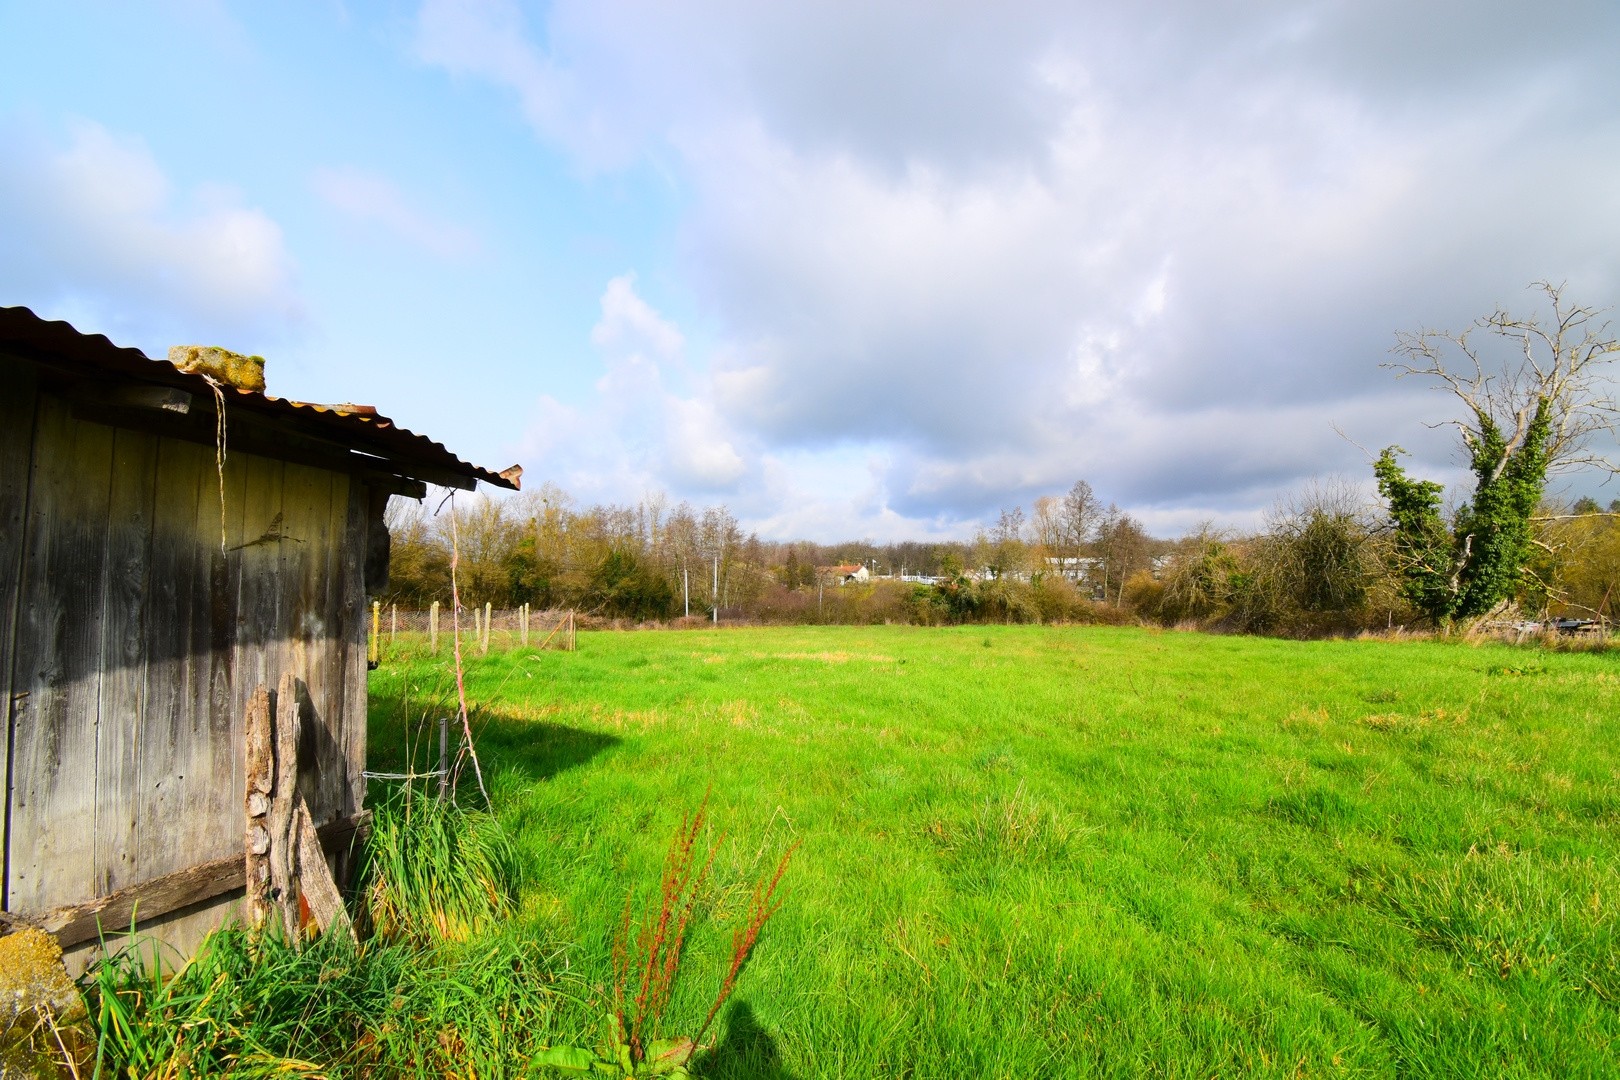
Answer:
(370, 600, 380, 665)
(430, 600, 439, 652)
(390, 603, 397, 645)
(570, 609, 576, 652)
(244, 685, 273, 927)
(482, 601, 492, 655)
(269, 672, 301, 942)
(521, 603, 529, 648)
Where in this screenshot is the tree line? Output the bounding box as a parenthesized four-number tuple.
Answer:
(377, 478, 1619, 633)
(378, 479, 1166, 624)
(381, 284, 1620, 634)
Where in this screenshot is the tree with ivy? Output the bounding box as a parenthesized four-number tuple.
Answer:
(1374, 282, 1620, 624)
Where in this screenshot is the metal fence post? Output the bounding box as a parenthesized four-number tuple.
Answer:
(438, 717, 450, 801)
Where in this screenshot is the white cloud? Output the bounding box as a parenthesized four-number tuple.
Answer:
(431, 1, 1620, 538)
(0, 117, 299, 347)
(590, 273, 682, 358)
(514, 274, 748, 500)
(414, 0, 640, 170)
(310, 165, 481, 259)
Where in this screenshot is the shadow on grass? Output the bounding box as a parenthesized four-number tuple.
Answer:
(473, 711, 621, 784)
(696, 1001, 797, 1080)
(370, 707, 620, 787)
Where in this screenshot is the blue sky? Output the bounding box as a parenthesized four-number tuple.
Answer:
(4, 1, 1619, 540)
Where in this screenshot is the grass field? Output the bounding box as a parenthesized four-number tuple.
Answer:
(368, 626, 1620, 1078)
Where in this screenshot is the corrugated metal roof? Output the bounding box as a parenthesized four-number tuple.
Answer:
(0, 305, 519, 491)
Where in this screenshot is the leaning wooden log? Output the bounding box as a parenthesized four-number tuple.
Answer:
(35, 813, 370, 949)
(244, 684, 274, 927)
(293, 795, 354, 942)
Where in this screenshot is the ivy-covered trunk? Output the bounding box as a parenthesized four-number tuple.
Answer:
(1374, 399, 1552, 623)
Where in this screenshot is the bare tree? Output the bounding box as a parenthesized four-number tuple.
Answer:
(1059, 480, 1099, 570)
(989, 506, 1028, 578)
(1094, 504, 1149, 604)
(666, 502, 699, 617)
(699, 505, 742, 608)
(1377, 282, 1620, 622)
(1387, 281, 1620, 478)
(1030, 495, 1063, 555)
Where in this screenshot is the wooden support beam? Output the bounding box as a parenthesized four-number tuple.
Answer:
(269, 672, 301, 941)
(26, 813, 370, 949)
(244, 685, 274, 927)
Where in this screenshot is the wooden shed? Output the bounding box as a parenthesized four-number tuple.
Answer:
(0, 306, 518, 965)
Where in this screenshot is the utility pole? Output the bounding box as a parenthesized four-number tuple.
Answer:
(683, 564, 690, 618)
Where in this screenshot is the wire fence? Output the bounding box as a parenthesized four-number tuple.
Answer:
(368, 603, 577, 659)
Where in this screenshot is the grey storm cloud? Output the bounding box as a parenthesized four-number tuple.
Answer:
(422, 0, 1620, 536)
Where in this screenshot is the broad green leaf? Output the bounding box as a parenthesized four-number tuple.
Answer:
(534, 1045, 599, 1073)
(647, 1038, 695, 1069)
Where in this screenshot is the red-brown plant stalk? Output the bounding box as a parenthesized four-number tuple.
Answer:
(694, 840, 799, 1046)
(611, 797, 797, 1064)
(614, 794, 722, 1063)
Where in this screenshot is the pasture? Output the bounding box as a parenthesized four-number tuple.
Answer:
(369, 626, 1620, 1078)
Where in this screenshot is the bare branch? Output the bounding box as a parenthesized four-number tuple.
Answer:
(1383, 281, 1620, 479)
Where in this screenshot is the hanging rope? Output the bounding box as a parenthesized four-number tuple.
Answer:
(200, 373, 230, 553)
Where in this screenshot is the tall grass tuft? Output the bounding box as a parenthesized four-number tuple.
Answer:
(83, 928, 373, 1077)
(74, 798, 571, 1078)
(363, 789, 520, 945)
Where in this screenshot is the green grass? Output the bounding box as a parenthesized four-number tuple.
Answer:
(368, 625, 1620, 1078)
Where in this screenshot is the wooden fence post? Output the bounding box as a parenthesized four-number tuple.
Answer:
(521, 603, 529, 648)
(269, 672, 301, 942)
(482, 602, 492, 655)
(244, 686, 273, 927)
(430, 600, 439, 652)
(370, 601, 380, 665)
(570, 610, 576, 652)
(390, 603, 397, 645)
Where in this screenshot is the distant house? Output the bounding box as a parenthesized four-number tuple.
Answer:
(1045, 556, 1102, 581)
(818, 563, 870, 585)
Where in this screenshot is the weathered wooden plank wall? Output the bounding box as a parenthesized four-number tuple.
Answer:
(10, 394, 116, 910)
(0, 356, 39, 908)
(3, 378, 369, 959)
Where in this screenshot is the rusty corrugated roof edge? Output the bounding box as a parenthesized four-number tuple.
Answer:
(0, 306, 519, 491)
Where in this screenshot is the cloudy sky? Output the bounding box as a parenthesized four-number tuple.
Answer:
(4, 1, 1619, 540)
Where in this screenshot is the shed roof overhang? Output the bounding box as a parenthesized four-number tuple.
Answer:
(0, 306, 519, 496)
